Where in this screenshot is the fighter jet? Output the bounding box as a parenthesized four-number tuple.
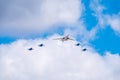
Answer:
(75, 43, 80, 46)
(82, 48, 87, 51)
(38, 44, 44, 47)
(53, 35, 74, 42)
(28, 48, 33, 51)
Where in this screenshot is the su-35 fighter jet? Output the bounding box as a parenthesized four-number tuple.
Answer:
(53, 35, 74, 42)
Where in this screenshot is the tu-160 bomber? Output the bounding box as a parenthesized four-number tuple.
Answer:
(53, 35, 74, 42)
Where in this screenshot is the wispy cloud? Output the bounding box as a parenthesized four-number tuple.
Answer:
(105, 14, 120, 34)
(90, 0, 120, 35)
(0, 36, 120, 80)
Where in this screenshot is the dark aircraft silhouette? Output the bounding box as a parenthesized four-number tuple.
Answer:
(82, 48, 87, 51)
(28, 48, 33, 51)
(75, 43, 80, 46)
(38, 44, 44, 47)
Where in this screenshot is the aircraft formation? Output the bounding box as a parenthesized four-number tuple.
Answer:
(28, 35, 87, 51)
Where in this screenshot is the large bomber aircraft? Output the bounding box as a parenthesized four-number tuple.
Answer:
(53, 35, 74, 42)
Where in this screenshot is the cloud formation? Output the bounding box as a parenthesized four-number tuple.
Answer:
(105, 14, 120, 34)
(0, 36, 120, 80)
(90, 0, 120, 35)
(0, 0, 82, 37)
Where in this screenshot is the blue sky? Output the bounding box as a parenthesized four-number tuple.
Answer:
(82, 0, 120, 54)
(0, 0, 120, 80)
(0, 0, 120, 54)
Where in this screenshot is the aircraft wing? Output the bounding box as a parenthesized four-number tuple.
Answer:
(69, 38, 74, 40)
(53, 38, 62, 40)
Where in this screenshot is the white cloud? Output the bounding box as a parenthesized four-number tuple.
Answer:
(0, 0, 96, 43)
(106, 14, 120, 34)
(0, 36, 120, 80)
(90, 0, 120, 35)
(96, 13, 120, 35)
(0, 0, 83, 37)
(90, 0, 106, 27)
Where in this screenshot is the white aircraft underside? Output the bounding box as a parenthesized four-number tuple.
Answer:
(53, 35, 74, 42)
